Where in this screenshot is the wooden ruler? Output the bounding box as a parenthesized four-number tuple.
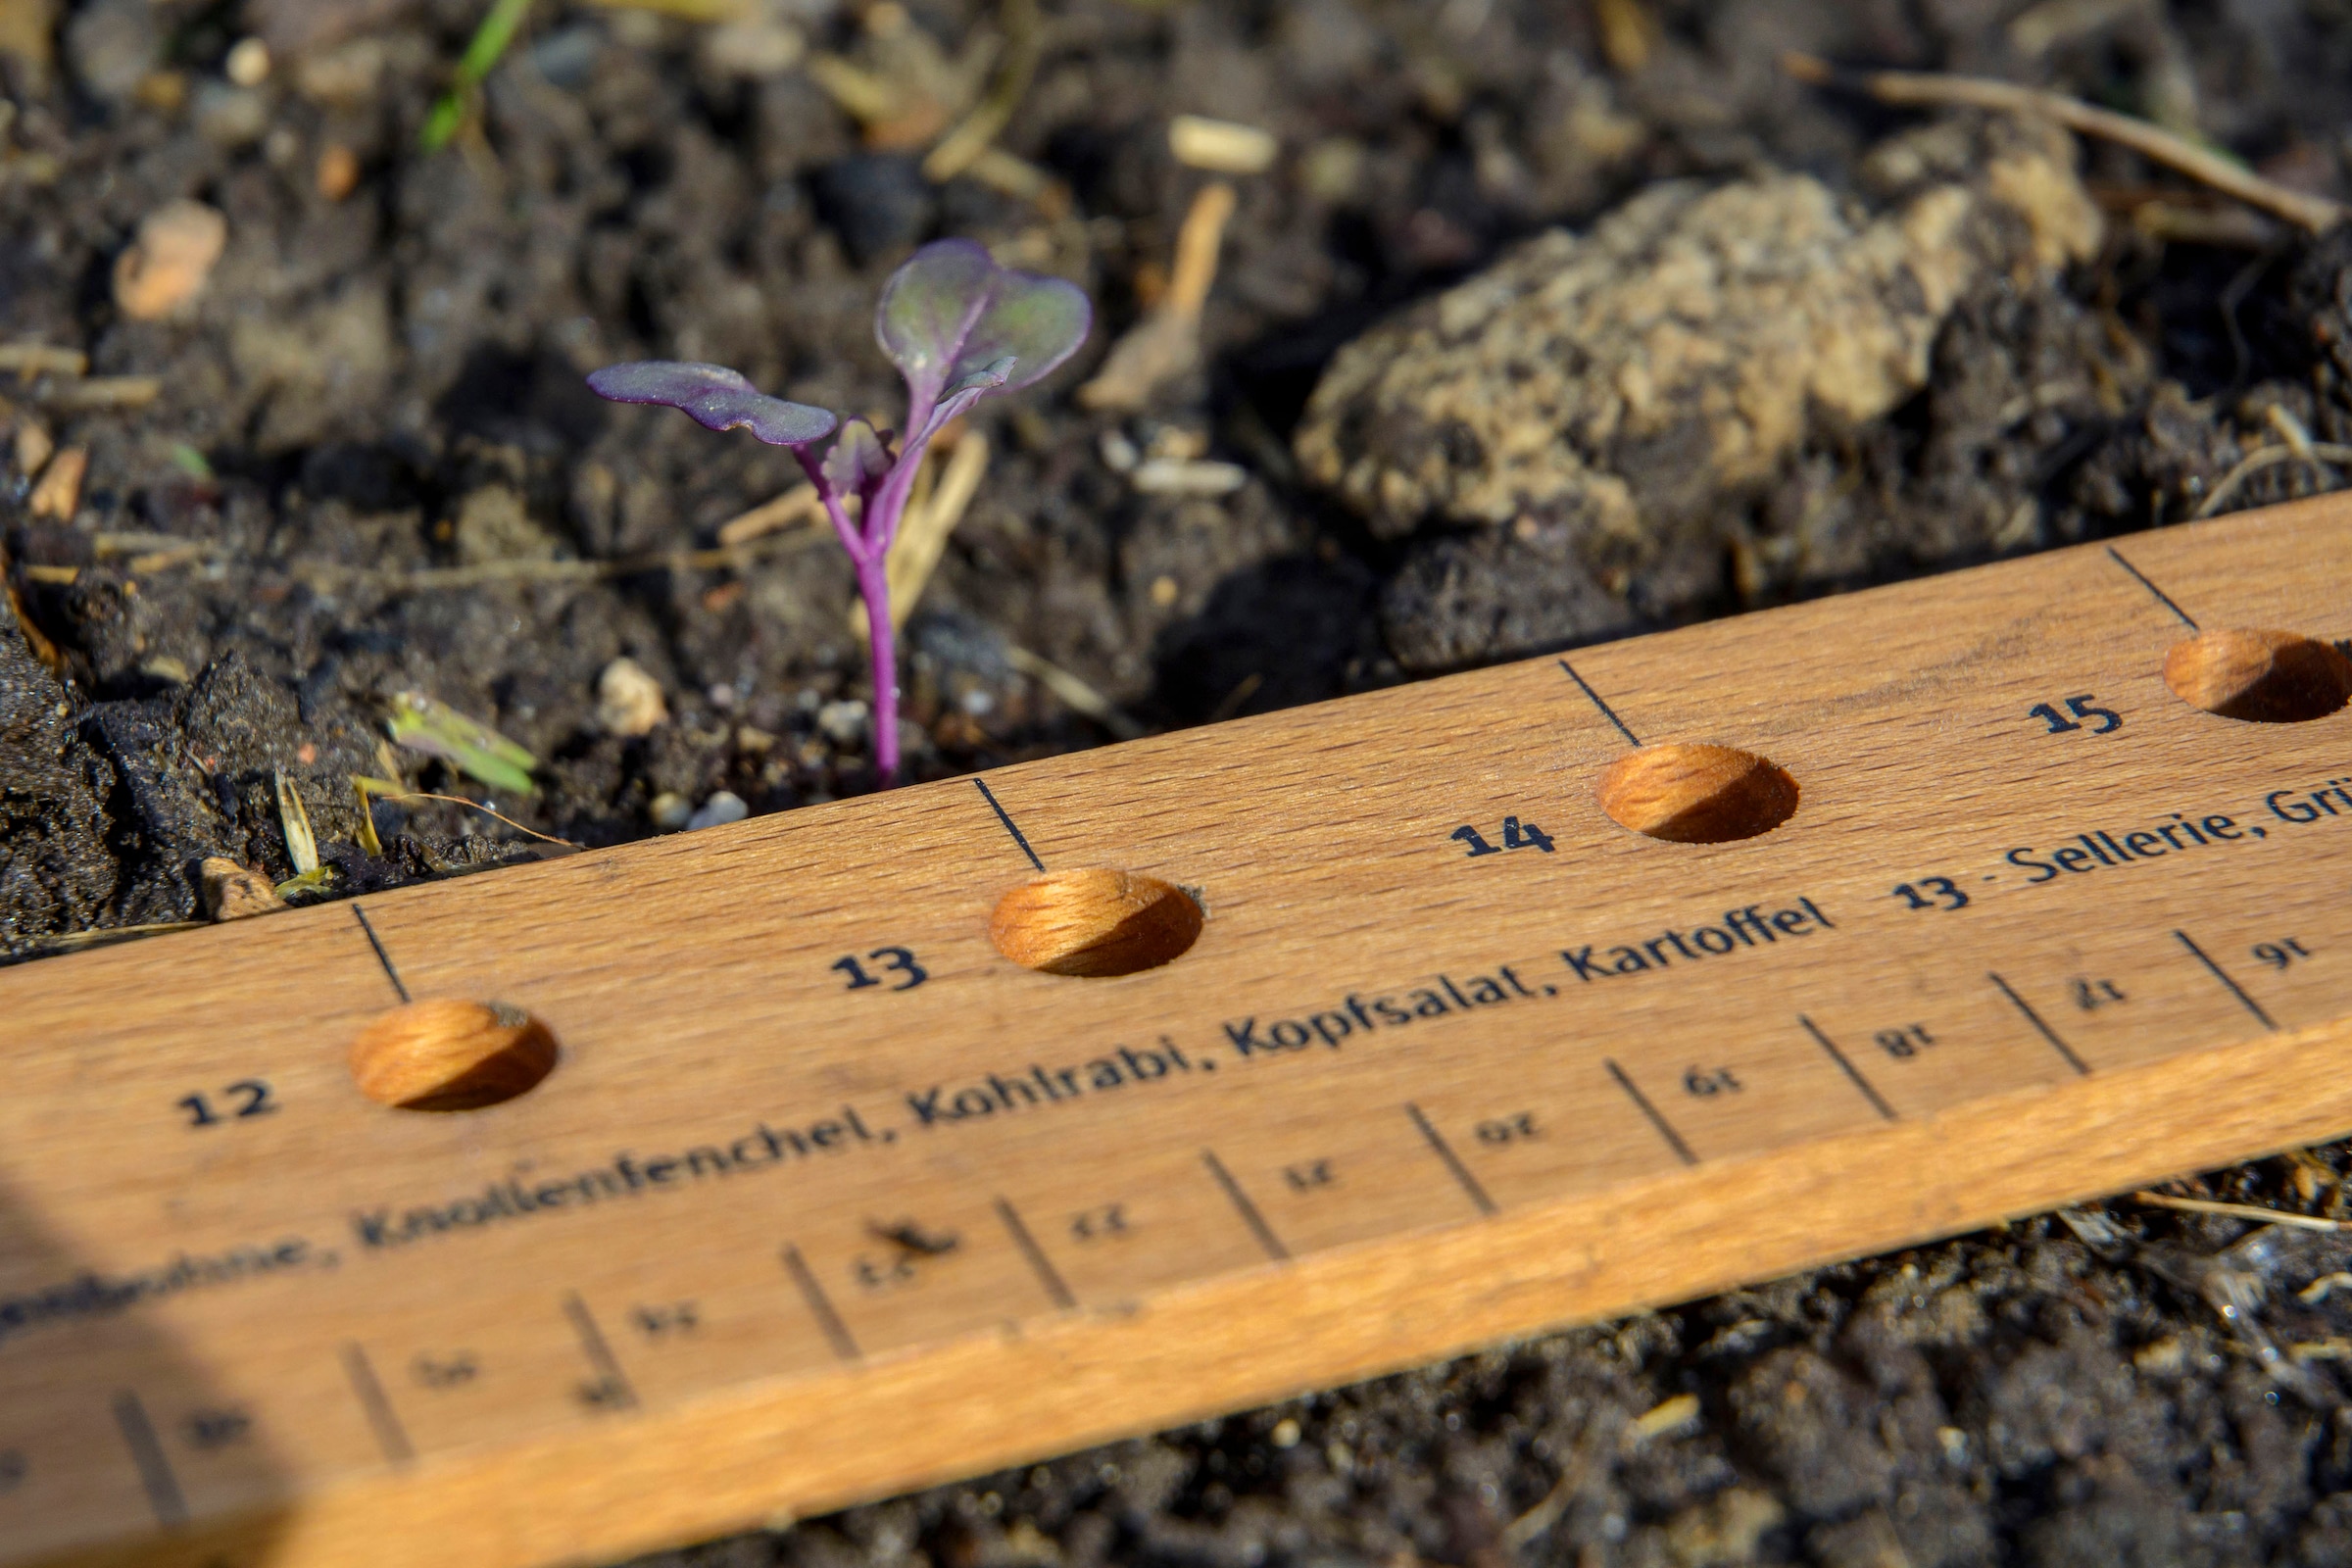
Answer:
(7, 496, 2352, 1568)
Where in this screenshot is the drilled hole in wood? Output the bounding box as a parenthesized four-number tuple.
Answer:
(2163, 628, 2352, 723)
(348, 999, 559, 1111)
(1597, 743, 1800, 844)
(989, 869, 1204, 977)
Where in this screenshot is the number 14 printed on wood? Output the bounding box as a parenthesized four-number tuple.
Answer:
(1452, 817, 1554, 858)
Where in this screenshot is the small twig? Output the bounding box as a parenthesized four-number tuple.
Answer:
(2192, 440, 2352, 519)
(2133, 1191, 2341, 1232)
(1629, 1392, 1700, 1440)
(41, 375, 161, 412)
(2009, 0, 2142, 57)
(0, 343, 87, 379)
(922, 0, 1040, 182)
(26, 446, 85, 519)
(1501, 1453, 1594, 1550)
(715, 484, 824, 546)
(1004, 644, 1144, 740)
(0, 539, 67, 674)
(2298, 1272, 2352, 1305)
(29, 921, 207, 955)
(2268, 403, 2315, 458)
(1076, 181, 1236, 412)
(1205, 670, 1263, 725)
(366, 788, 582, 849)
(35, 525, 838, 593)
(1592, 0, 1652, 74)
(351, 531, 836, 590)
(1167, 180, 1238, 318)
(1781, 52, 2348, 233)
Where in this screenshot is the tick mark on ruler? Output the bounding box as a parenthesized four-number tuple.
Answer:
(340, 1344, 415, 1467)
(111, 1392, 186, 1530)
(1797, 1016, 1897, 1121)
(1556, 660, 1642, 747)
(1604, 1060, 1697, 1166)
(1406, 1103, 1496, 1216)
(350, 905, 410, 1004)
(994, 1197, 1077, 1310)
(782, 1246, 860, 1361)
(1987, 972, 2091, 1076)
(2106, 546, 2198, 630)
(2174, 930, 2278, 1030)
(1201, 1150, 1289, 1262)
(563, 1293, 637, 1411)
(972, 778, 1045, 872)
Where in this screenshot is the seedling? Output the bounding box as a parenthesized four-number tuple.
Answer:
(587, 239, 1091, 785)
(386, 691, 539, 796)
(420, 0, 534, 152)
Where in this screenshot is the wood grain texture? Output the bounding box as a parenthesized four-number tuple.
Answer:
(3, 496, 2350, 1568)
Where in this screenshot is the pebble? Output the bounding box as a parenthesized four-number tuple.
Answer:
(529, 26, 601, 90)
(200, 858, 285, 921)
(1147, 425, 1210, 462)
(27, 446, 86, 520)
(701, 17, 805, 78)
(294, 39, 384, 106)
(595, 657, 668, 738)
(193, 82, 270, 147)
(114, 199, 227, 319)
(64, 0, 160, 102)
(1130, 458, 1249, 497)
(649, 792, 692, 830)
(1098, 429, 1140, 473)
(13, 418, 53, 479)
(1299, 137, 1367, 204)
(1269, 1418, 1300, 1448)
(910, 612, 1013, 679)
(688, 792, 749, 831)
(1169, 115, 1278, 174)
(316, 143, 361, 202)
(817, 699, 868, 744)
(223, 36, 270, 87)
(813, 154, 934, 264)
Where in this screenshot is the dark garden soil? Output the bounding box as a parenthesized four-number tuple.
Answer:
(10, 1, 2352, 1563)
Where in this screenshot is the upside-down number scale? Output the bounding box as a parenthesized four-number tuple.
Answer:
(6, 496, 2352, 1568)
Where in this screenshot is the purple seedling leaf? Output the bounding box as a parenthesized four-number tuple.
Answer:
(587, 361, 838, 448)
(943, 355, 1015, 400)
(919, 356, 1018, 439)
(876, 239, 1091, 420)
(865, 248, 1090, 557)
(821, 417, 894, 507)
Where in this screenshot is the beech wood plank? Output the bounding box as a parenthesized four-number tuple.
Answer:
(3, 495, 2351, 1568)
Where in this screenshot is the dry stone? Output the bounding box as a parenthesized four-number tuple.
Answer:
(1295, 115, 2104, 671)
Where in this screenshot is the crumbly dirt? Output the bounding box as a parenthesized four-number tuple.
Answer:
(8, 1, 2352, 1563)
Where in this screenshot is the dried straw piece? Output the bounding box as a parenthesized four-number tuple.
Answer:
(1782, 52, 2346, 232)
